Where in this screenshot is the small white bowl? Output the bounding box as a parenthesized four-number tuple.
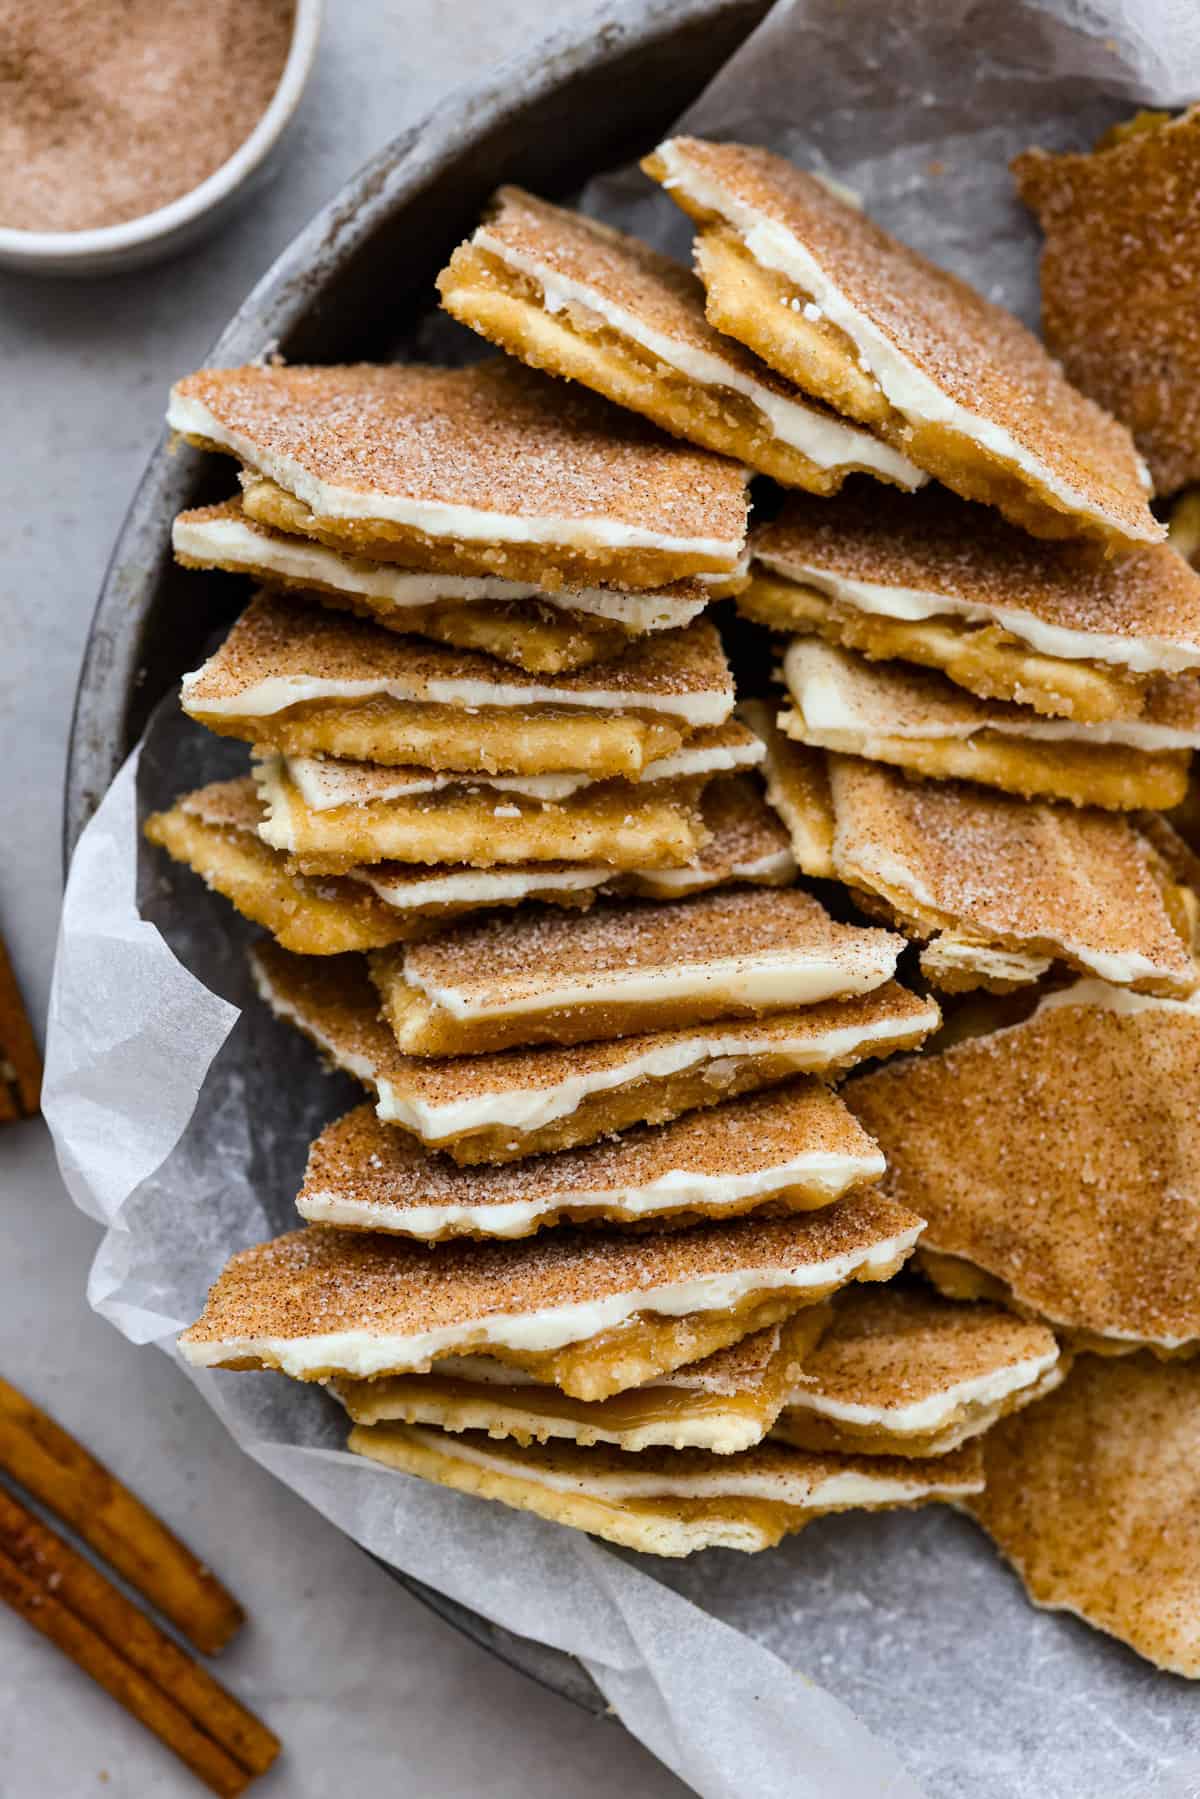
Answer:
(0, 0, 323, 278)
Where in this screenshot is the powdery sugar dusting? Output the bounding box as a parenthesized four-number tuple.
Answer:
(668, 137, 1156, 539)
(173, 360, 749, 538)
(847, 998, 1200, 1343)
(757, 485, 1200, 642)
(300, 1082, 880, 1217)
(181, 1191, 922, 1346)
(393, 887, 900, 1010)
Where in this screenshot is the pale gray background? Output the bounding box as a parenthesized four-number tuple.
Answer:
(0, 5, 688, 1793)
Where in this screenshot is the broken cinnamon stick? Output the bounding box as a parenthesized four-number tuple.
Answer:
(0, 1378, 244, 1654)
(0, 933, 40, 1122)
(0, 1488, 279, 1782)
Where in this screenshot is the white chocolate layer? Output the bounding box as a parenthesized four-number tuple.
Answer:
(757, 551, 1200, 675)
(655, 140, 1153, 540)
(284, 725, 763, 811)
(172, 509, 707, 631)
(181, 659, 734, 730)
(782, 639, 1200, 749)
(403, 940, 901, 1023)
(478, 229, 925, 488)
(297, 1145, 884, 1239)
(399, 1426, 956, 1506)
(355, 863, 607, 909)
(785, 1347, 1059, 1434)
(250, 951, 938, 1138)
(168, 388, 748, 559)
(179, 1221, 921, 1379)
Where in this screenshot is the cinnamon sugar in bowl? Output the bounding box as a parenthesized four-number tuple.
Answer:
(0, 0, 322, 276)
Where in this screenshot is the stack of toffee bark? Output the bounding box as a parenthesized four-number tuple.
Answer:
(151, 125, 1200, 1675)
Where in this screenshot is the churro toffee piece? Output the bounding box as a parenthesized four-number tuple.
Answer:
(823, 755, 1199, 997)
(166, 360, 750, 588)
(278, 717, 764, 811)
(778, 639, 1192, 810)
(1014, 107, 1200, 498)
(143, 778, 425, 955)
(347, 1424, 983, 1557)
(180, 593, 734, 777)
(178, 1194, 925, 1397)
(774, 1284, 1062, 1459)
(848, 981, 1200, 1354)
(438, 185, 925, 494)
(349, 772, 792, 917)
(644, 136, 1161, 549)
(369, 886, 904, 1055)
(252, 755, 708, 876)
(251, 941, 939, 1164)
(967, 1354, 1200, 1676)
(172, 499, 709, 677)
(334, 1311, 832, 1457)
(295, 1081, 886, 1239)
(749, 484, 1200, 714)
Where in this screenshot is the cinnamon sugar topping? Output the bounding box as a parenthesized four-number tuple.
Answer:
(848, 986, 1200, 1348)
(180, 1193, 924, 1373)
(389, 886, 901, 1014)
(182, 591, 734, 719)
(297, 1083, 884, 1237)
(169, 360, 749, 550)
(756, 486, 1200, 663)
(650, 136, 1160, 546)
(969, 1355, 1200, 1675)
(827, 756, 1197, 995)
(1014, 107, 1200, 497)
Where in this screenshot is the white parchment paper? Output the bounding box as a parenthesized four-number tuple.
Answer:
(43, 4, 1200, 1793)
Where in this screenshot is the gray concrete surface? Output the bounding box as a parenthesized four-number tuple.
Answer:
(0, 7, 688, 1792)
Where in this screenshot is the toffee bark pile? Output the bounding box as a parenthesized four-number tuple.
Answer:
(155, 123, 1200, 1669)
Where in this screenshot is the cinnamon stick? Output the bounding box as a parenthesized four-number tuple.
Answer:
(0, 1488, 279, 1781)
(0, 1378, 244, 1654)
(0, 933, 40, 1122)
(0, 1539, 260, 1796)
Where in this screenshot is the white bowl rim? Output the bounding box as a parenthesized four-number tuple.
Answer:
(0, 0, 323, 261)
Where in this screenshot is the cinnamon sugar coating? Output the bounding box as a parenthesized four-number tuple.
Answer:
(373, 885, 902, 1053)
(776, 1282, 1061, 1455)
(780, 642, 1191, 810)
(296, 1081, 884, 1238)
(648, 136, 1160, 548)
(755, 485, 1200, 659)
(848, 989, 1200, 1349)
(180, 1192, 924, 1372)
(175, 501, 643, 675)
(484, 187, 806, 378)
(739, 572, 1146, 723)
(184, 591, 734, 715)
(169, 360, 749, 578)
(347, 1423, 983, 1555)
(969, 1354, 1200, 1675)
(789, 1283, 1058, 1415)
(397, 886, 894, 1007)
(438, 186, 917, 494)
(827, 756, 1197, 996)
(254, 938, 937, 1161)
(1014, 108, 1200, 496)
(144, 780, 423, 955)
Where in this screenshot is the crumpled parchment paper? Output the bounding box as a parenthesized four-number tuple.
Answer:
(43, 4, 1200, 1793)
